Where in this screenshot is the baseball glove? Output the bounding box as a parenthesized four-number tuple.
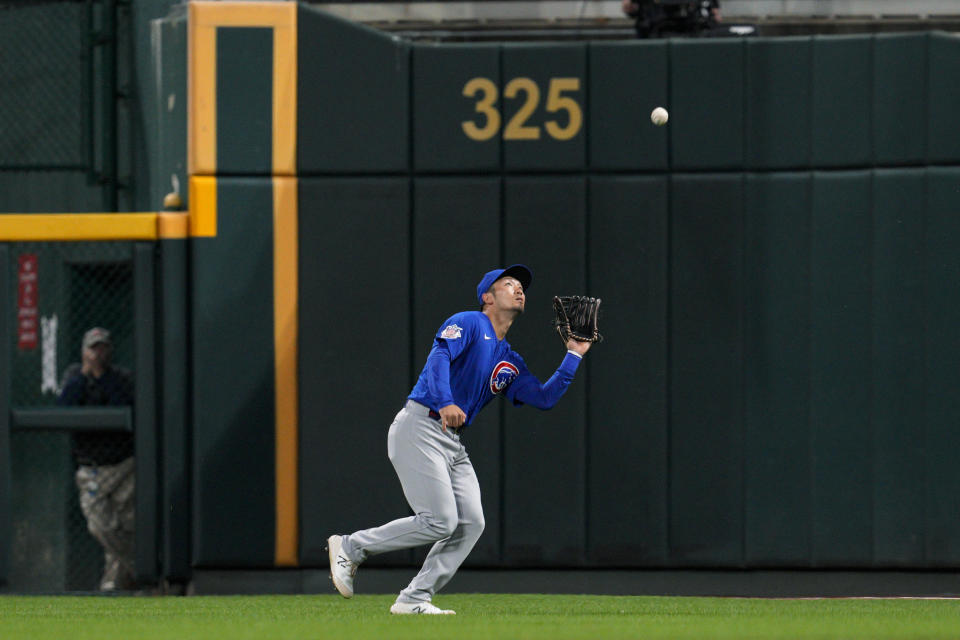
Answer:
(551, 296, 603, 345)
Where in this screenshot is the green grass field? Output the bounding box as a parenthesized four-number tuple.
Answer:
(1, 594, 958, 640)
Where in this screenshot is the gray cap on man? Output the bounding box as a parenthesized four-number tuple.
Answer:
(82, 327, 111, 350)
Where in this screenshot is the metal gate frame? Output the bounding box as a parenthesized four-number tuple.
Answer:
(0, 212, 187, 590)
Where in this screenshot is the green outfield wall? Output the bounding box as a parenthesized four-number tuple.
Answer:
(287, 9, 960, 570)
(4, 1, 960, 591)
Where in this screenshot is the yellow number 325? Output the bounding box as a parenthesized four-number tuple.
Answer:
(461, 77, 583, 142)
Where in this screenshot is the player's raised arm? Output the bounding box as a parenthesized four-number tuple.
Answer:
(503, 349, 580, 410)
(504, 295, 603, 409)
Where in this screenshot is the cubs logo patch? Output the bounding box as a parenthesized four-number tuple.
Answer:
(440, 324, 463, 340)
(489, 361, 520, 395)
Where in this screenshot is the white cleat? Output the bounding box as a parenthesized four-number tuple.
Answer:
(390, 601, 456, 615)
(326, 535, 358, 598)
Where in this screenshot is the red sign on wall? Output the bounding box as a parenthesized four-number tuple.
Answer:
(17, 254, 38, 350)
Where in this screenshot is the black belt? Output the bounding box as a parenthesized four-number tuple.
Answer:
(76, 457, 124, 466)
(427, 409, 463, 434)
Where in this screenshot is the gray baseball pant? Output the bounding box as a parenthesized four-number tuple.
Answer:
(341, 400, 485, 604)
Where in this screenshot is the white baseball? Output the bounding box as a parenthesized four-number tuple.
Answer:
(651, 107, 669, 126)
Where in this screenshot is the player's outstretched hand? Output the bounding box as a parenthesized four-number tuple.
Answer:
(439, 404, 466, 432)
(566, 338, 592, 356)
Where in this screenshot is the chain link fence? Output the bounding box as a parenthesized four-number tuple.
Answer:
(0, 0, 88, 170)
(7, 241, 136, 592)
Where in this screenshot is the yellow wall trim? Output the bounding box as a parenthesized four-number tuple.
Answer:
(189, 176, 218, 237)
(188, 2, 217, 176)
(158, 212, 189, 239)
(273, 176, 299, 566)
(188, 1, 297, 176)
(0, 213, 159, 241)
(188, 1, 301, 564)
(272, 9, 297, 176)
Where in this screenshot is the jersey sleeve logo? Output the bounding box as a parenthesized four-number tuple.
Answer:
(489, 361, 520, 394)
(440, 324, 463, 339)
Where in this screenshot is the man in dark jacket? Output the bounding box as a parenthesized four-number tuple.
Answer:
(58, 327, 135, 591)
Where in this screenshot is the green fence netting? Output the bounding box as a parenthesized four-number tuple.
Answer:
(0, 1, 88, 170)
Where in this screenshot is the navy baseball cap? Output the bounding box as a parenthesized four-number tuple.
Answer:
(476, 264, 532, 304)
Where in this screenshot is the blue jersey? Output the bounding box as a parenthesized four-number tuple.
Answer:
(408, 311, 581, 426)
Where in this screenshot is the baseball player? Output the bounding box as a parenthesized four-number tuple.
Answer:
(327, 264, 591, 614)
